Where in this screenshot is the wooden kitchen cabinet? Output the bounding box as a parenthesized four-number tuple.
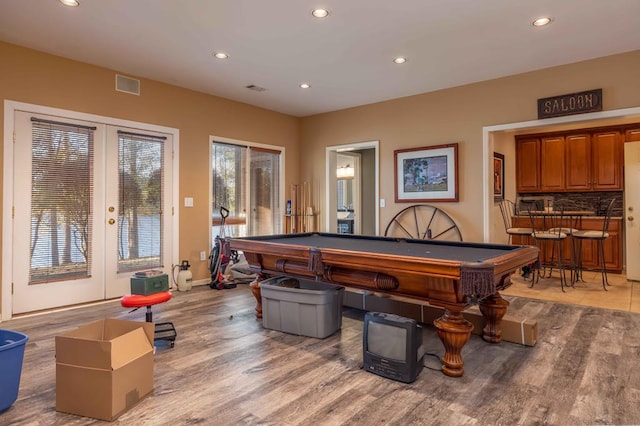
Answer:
(564, 133, 591, 191)
(625, 127, 640, 142)
(540, 135, 565, 191)
(515, 134, 567, 193)
(516, 127, 623, 193)
(565, 130, 622, 191)
(516, 138, 540, 192)
(591, 130, 623, 190)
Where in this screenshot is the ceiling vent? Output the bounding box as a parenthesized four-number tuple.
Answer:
(115, 74, 140, 95)
(245, 84, 267, 92)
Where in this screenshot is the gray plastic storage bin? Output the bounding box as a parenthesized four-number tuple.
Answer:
(259, 277, 344, 338)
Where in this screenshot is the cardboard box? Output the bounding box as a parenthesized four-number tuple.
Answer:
(344, 289, 537, 346)
(55, 318, 155, 421)
(499, 315, 538, 346)
(130, 274, 169, 295)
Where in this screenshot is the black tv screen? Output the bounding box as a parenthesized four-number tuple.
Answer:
(366, 320, 407, 362)
(363, 312, 425, 383)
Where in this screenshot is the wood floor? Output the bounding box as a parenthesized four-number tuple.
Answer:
(2, 283, 640, 425)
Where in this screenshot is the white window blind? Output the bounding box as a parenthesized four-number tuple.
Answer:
(30, 118, 95, 284)
(117, 131, 165, 272)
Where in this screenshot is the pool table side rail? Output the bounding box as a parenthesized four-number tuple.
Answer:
(235, 232, 532, 257)
(230, 237, 538, 277)
(315, 245, 538, 279)
(230, 238, 539, 300)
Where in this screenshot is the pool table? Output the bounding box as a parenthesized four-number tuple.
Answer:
(230, 232, 538, 377)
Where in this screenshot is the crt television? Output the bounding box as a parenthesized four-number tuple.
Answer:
(362, 312, 425, 383)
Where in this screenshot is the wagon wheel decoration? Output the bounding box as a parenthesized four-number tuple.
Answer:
(384, 204, 462, 241)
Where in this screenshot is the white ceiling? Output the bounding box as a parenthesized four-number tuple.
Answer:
(1, 0, 639, 117)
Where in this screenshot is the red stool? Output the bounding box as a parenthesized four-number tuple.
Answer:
(121, 291, 177, 347)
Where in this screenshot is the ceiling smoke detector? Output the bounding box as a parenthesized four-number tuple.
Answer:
(245, 84, 267, 92)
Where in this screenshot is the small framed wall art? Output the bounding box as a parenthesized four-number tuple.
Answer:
(493, 152, 505, 202)
(394, 143, 459, 203)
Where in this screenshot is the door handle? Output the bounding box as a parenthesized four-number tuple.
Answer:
(108, 218, 115, 225)
(628, 216, 634, 222)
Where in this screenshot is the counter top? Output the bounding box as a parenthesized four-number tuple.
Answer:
(515, 214, 623, 220)
(526, 210, 595, 215)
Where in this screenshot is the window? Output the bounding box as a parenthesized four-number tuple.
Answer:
(249, 147, 281, 235)
(117, 131, 165, 272)
(30, 118, 94, 283)
(212, 140, 281, 238)
(212, 142, 247, 237)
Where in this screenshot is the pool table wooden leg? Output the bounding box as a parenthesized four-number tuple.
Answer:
(249, 275, 264, 319)
(478, 293, 509, 343)
(433, 310, 473, 377)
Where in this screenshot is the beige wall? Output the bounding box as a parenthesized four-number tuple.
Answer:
(300, 50, 640, 242)
(2, 39, 640, 316)
(0, 41, 300, 298)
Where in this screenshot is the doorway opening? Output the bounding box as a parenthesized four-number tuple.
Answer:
(336, 153, 360, 234)
(325, 141, 379, 235)
(483, 106, 640, 273)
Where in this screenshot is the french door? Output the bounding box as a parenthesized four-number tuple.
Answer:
(11, 111, 173, 314)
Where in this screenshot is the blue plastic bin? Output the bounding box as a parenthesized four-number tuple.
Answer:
(0, 329, 29, 413)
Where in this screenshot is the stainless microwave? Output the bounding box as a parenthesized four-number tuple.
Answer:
(515, 196, 554, 214)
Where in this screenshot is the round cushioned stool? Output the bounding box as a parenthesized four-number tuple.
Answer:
(121, 291, 177, 347)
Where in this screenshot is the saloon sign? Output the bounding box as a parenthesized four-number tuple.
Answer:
(537, 89, 602, 119)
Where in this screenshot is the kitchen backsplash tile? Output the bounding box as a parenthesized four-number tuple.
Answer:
(518, 191, 623, 216)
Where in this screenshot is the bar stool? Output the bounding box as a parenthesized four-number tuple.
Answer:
(121, 291, 177, 347)
(572, 199, 615, 290)
(528, 207, 570, 291)
(545, 205, 580, 285)
(499, 200, 533, 244)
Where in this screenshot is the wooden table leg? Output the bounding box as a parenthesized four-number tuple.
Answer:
(478, 292, 509, 343)
(249, 275, 265, 319)
(433, 310, 473, 377)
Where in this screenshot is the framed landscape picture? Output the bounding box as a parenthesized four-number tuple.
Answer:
(493, 152, 505, 201)
(394, 143, 459, 202)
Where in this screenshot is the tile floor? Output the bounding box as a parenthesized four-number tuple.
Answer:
(504, 269, 640, 313)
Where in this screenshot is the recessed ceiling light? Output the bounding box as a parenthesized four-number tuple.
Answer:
(312, 9, 330, 18)
(393, 57, 407, 64)
(300, 83, 311, 89)
(213, 52, 229, 59)
(59, 0, 79, 6)
(532, 17, 552, 27)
